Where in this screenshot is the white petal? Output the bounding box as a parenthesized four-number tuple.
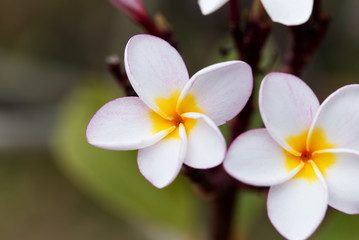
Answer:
(86, 97, 174, 150)
(259, 72, 319, 155)
(181, 112, 226, 169)
(224, 128, 303, 186)
(261, 0, 313, 26)
(178, 61, 253, 125)
(308, 85, 359, 152)
(124, 34, 189, 118)
(267, 163, 328, 240)
(137, 124, 187, 188)
(198, 0, 229, 15)
(316, 149, 359, 214)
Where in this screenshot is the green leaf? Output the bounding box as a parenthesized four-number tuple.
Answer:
(312, 209, 359, 240)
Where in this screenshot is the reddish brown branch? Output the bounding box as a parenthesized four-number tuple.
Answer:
(229, 2, 271, 140)
(181, 166, 217, 196)
(182, 164, 240, 240)
(239, 17, 271, 73)
(228, 0, 242, 58)
(106, 55, 136, 96)
(282, 1, 330, 75)
(210, 177, 238, 240)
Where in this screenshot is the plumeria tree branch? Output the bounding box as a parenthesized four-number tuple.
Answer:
(228, 0, 242, 58)
(282, 0, 330, 75)
(106, 55, 136, 96)
(228, 0, 271, 73)
(210, 174, 237, 240)
(181, 166, 217, 195)
(183, 165, 239, 240)
(238, 0, 271, 73)
(228, 0, 270, 140)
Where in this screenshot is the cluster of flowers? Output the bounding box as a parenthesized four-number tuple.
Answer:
(87, 1, 359, 239)
(199, 0, 314, 26)
(112, 0, 314, 27)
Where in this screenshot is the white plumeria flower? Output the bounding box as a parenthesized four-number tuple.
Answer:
(224, 72, 359, 240)
(86, 34, 253, 189)
(198, 0, 313, 26)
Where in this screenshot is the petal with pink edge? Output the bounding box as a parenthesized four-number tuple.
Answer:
(259, 72, 319, 155)
(316, 149, 359, 214)
(224, 128, 303, 186)
(86, 97, 174, 151)
(198, 0, 229, 15)
(267, 162, 328, 240)
(308, 85, 359, 152)
(137, 124, 187, 188)
(178, 61, 252, 126)
(181, 112, 226, 169)
(124, 34, 189, 118)
(261, 0, 313, 26)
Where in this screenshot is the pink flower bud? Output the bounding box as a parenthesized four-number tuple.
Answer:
(109, 0, 150, 23)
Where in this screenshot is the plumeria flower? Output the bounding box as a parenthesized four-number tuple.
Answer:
(224, 72, 359, 239)
(198, 0, 313, 26)
(86, 34, 253, 188)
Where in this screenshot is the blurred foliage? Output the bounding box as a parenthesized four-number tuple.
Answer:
(53, 78, 198, 237)
(2, 0, 359, 239)
(0, 150, 148, 240)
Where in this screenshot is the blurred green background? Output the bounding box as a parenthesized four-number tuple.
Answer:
(1, 0, 359, 239)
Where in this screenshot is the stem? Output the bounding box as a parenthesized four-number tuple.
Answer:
(229, 0, 270, 140)
(239, 5, 271, 73)
(182, 165, 239, 240)
(138, 14, 177, 48)
(210, 178, 238, 240)
(282, 0, 330, 75)
(137, 15, 164, 38)
(181, 166, 216, 196)
(106, 55, 136, 96)
(230, 94, 254, 140)
(228, 0, 241, 58)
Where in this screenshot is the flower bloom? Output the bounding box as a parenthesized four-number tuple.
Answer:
(224, 72, 359, 239)
(86, 34, 253, 188)
(198, 0, 313, 26)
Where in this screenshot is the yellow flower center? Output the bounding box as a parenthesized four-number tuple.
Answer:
(285, 127, 337, 182)
(149, 90, 203, 139)
(300, 150, 312, 161)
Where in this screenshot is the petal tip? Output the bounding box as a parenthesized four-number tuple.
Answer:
(261, 0, 313, 26)
(198, 0, 228, 15)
